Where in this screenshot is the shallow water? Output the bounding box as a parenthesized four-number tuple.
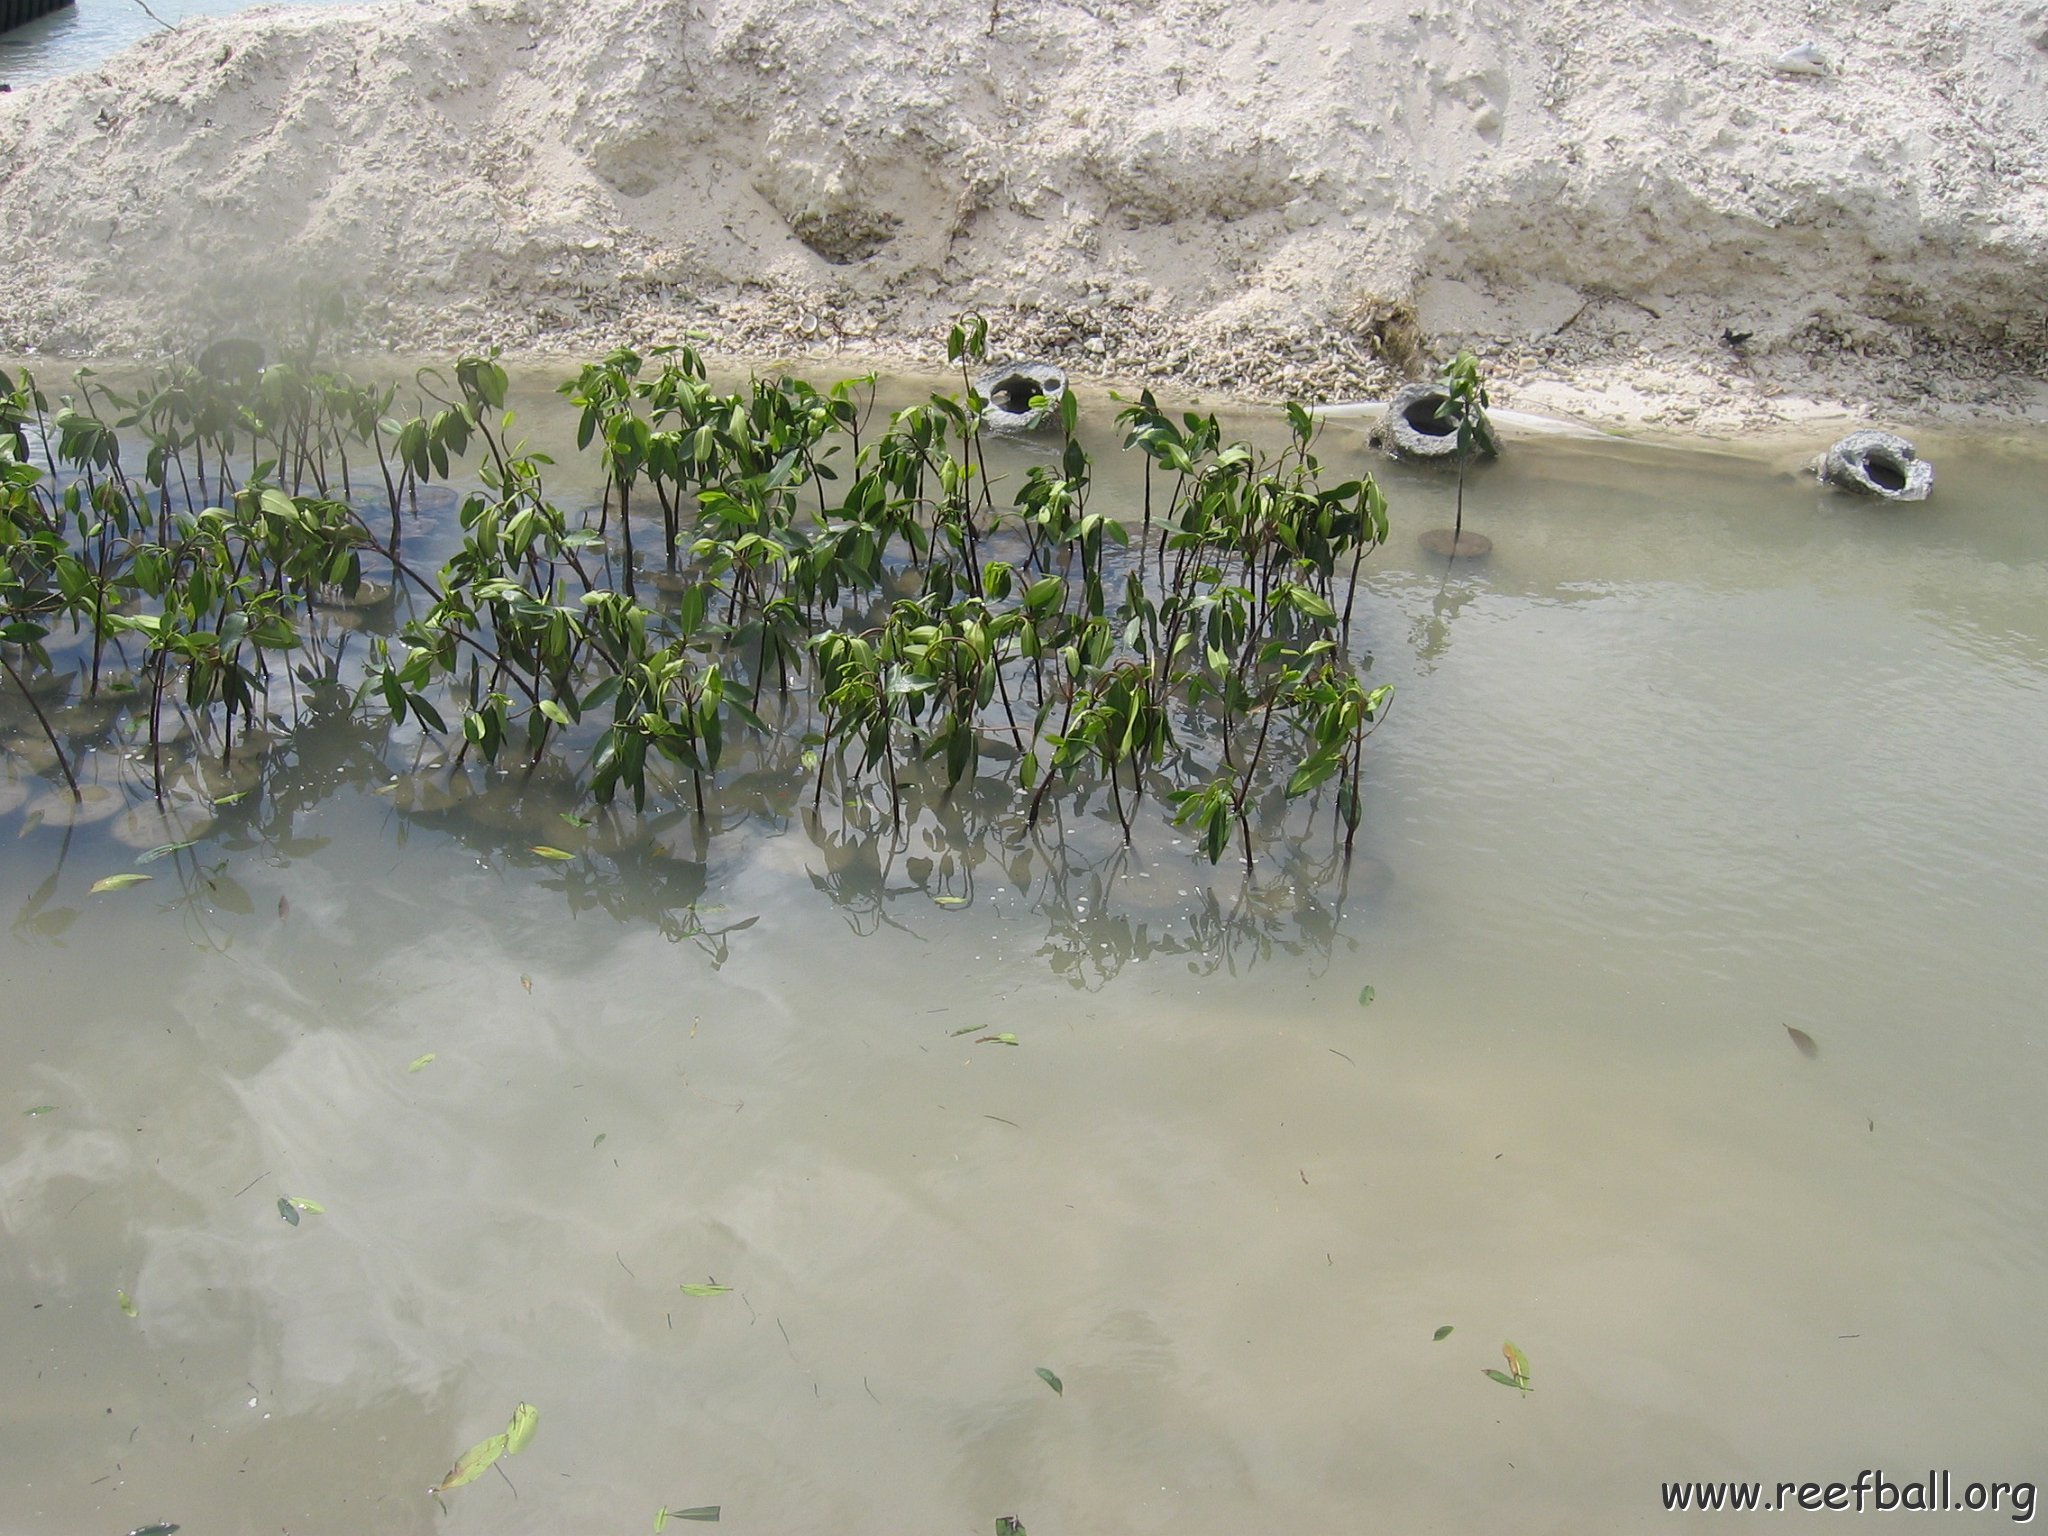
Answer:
(0, 0, 349, 88)
(3, 382, 2046, 1534)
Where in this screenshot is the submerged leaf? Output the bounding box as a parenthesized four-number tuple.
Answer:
(679, 1283, 731, 1298)
(668, 1509, 720, 1524)
(128, 1524, 181, 1536)
(949, 1024, 980, 1037)
(434, 1430, 509, 1492)
(1433, 1325, 1454, 1342)
(1503, 1340, 1531, 1387)
(1035, 1366, 1063, 1396)
(519, 975, 533, 994)
(90, 873, 153, 893)
(593, 1133, 607, 1148)
(1784, 1024, 1819, 1059)
(117, 1289, 137, 1317)
(136, 841, 195, 863)
(529, 845, 574, 861)
(277, 1198, 299, 1226)
(1482, 1368, 1530, 1392)
(408, 1053, 436, 1073)
(977, 1033, 1020, 1046)
(1357, 985, 1375, 1007)
(504, 1401, 539, 1456)
(24, 1105, 55, 1116)
(996, 1518, 1026, 1536)
(932, 894, 967, 906)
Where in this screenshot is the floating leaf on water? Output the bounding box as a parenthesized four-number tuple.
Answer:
(559, 812, 591, 828)
(1482, 1368, 1530, 1392)
(593, 1133, 607, 1149)
(212, 791, 246, 806)
(285, 1197, 325, 1214)
(519, 975, 533, 994)
(278, 1198, 299, 1226)
(136, 841, 195, 864)
(996, 1518, 1026, 1536)
(25, 1105, 55, 1116)
(530, 845, 574, 861)
(433, 1430, 508, 1492)
(1503, 1340, 1531, 1387)
(1433, 1325, 1454, 1341)
(1034, 1366, 1063, 1396)
(949, 1024, 980, 1036)
(90, 873, 152, 894)
(977, 1033, 1019, 1046)
(932, 894, 967, 906)
(679, 1283, 731, 1297)
(408, 1053, 436, 1073)
(128, 1524, 181, 1536)
(1358, 985, 1375, 1007)
(504, 1401, 539, 1456)
(117, 1290, 137, 1317)
(1784, 1024, 1819, 1059)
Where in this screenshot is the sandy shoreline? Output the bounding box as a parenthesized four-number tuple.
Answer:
(3, 0, 2045, 437)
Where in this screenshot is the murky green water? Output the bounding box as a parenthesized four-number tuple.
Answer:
(4, 380, 2045, 1533)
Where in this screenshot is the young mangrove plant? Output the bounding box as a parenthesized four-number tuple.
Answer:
(0, 318, 1414, 884)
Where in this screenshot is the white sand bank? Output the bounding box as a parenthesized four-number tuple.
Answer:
(3, 0, 2046, 432)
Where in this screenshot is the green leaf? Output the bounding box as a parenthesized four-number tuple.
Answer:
(1433, 1325, 1454, 1341)
(1482, 1369, 1528, 1391)
(932, 894, 967, 906)
(667, 1509, 720, 1524)
(408, 1053, 436, 1072)
(529, 845, 575, 861)
(559, 812, 592, 828)
(1357, 985, 1375, 1007)
(137, 841, 196, 863)
(977, 1033, 1019, 1046)
(504, 1401, 539, 1456)
(1035, 1366, 1063, 1396)
(1503, 1340, 1531, 1387)
(24, 1105, 55, 1116)
(285, 1196, 325, 1214)
(117, 1289, 137, 1317)
(593, 1133, 607, 1148)
(996, 1518, 1027, 1536)
(277, 1198, 299, 1226)
(538, 698, 573, 728)
(90, 873, 153, 893)
(435, 1430, 509, 1492)
(212, 791, 247, 806)
(679, 1283, 731, 1297)
(950, 1024, 980, 1036)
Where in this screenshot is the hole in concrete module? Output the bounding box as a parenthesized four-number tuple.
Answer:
(1864, 452, 1908, 493)
(1402, 393, 1455, 436)
(989, 375, 1044, 413)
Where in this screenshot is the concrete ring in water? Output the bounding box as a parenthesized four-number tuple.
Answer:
(973, 361, 1066, 433)
(1419, 528, 1492, 559)
(1819, 430, 1933, 501)
(108, 793, 217, 850)
(23, 782, 124, 825)
(1375, 382, 1463, 462)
